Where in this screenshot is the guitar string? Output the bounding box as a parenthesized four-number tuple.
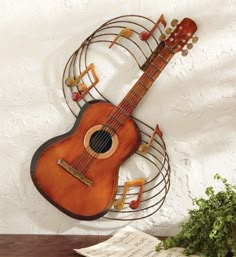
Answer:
(71, 45, 175, 174)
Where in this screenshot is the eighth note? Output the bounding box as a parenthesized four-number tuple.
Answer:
(138, 124, 163, 154)
(139, 14, 167, 41)
(114, 178, 145, 210)
(109, 27, 133, 48)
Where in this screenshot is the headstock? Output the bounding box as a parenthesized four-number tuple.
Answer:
(161, 18, 198, 56)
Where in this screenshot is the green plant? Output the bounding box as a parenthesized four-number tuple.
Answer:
(156, 174, 236, 257)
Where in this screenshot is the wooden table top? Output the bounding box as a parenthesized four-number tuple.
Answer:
(1, 235, 232, 257)
(0, 235, 110, 257)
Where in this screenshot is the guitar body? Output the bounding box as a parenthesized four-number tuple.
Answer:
(30, 100, 141, 220)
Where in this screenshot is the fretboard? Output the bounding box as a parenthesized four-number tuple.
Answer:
(104, 44, 175, 132)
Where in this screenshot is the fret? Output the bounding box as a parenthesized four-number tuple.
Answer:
(131, 89, 142, 98)
(102, 123, 116, 134)
(165, 45, 175, 54)
(123, 98, 136, 108)
(105, 115, 123, 127)
(116, 106, 129, 116)
(158, 54, 168, 64)
(150, 62, 161, 73)
(113, 116, 123, 125)
(138, 81, 149, 90)
(144, 72, 155, 82)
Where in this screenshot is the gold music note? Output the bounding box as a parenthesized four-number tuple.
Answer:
(139, 14, 167, 41)
(65, 63, 99, 88)
(138, 124, 163, 154)
(114, 178, 145, 210)
(109, 28, 133, 49)
(65, 63, 99, 102)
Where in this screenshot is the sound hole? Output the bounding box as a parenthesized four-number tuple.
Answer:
(89, 130, 112, 154)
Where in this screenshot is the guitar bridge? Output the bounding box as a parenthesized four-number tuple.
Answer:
(57, 159, 93, 187)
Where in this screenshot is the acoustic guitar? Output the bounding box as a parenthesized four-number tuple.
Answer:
(30, 18, 197, 220)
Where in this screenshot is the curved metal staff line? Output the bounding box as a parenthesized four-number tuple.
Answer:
(88, 40, 142, 68)
(103, 16, 161, 42)
(62, 51, 84, 113)
(78, 17, 161, 84)
(104, 173, 170, 220)
(94, 25, 153, 53)
(115, 140, 169, 189)
(77, 37, 97, 103)
(140, 129, 166, 149)
(116, 167, 170, 205)
(73, 14, 161, 90)
(110, 166, 170, 212)
(62, 14, 162, 116)
(115, 152, 169, 198)
(104, 21, 159, 45)
(62, 39, 97, 112)
(138, 140, 169, 171)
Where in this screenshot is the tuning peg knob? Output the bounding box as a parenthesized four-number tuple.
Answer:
(192, 36, 199, 44)
(159, 33, 166, 41)
(181, 49, 188, 56)
(165, 27, 172, 35)
(171, 19, 178, 27)
(187, 43, 193, 50)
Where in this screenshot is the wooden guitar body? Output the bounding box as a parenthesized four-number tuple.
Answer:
(30, 100, 141, 220)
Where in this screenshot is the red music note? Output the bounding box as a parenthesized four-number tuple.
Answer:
(139, 14, 167, 41)
(129, 181, 144, 209)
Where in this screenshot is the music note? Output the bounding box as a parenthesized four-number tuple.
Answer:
(65, 63, 99, 102)
(138, 124, 163, 154)
(129, 181, 144, 210)
(139, 14, 167, 41)
(113, 178, 145, 210)
(109, 27, 133, 49)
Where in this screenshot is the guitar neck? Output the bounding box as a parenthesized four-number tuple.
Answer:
(103, 44, 175, 133)
(118, 44, 175, 116)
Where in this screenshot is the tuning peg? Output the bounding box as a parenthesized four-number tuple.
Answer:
(165, 27, 172, 35)
(171, 19, 178, 27)
(192, 36, 199, 44)
(181, 49, 188, 56)
(187, 43, 193, 50)
(159, 33, 166, 41)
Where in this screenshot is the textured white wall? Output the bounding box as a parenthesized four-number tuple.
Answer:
(0, 0, 235, 235)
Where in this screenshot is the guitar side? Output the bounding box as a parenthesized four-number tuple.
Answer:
(30, 100, 140, 220)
